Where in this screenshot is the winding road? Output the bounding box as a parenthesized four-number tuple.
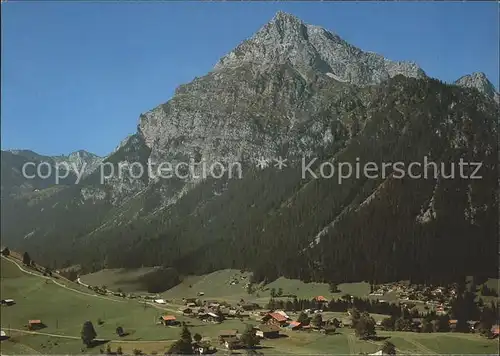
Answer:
(1, 255, 182, 314)
(1, 256, 125, 303)
(3, 328, 177, 344)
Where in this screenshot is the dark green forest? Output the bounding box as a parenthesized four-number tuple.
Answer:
(2, 76, 498, 287)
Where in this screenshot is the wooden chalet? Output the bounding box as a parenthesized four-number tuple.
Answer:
(240, 303, 259, 311)
(313, 296, 328, 303)
(28, 320, 44, 330)
(1, 299, 15, 306)
(491, 324, 499, 337)
(287, 321, 302, 330)
(262, 312, 288, 326)
(160, 315, 178, 326)
(180, 307, 192, 315)
(256, 324, 280, 338)
(218, 330, 240, 349)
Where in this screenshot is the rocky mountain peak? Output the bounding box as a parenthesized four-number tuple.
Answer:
(64, 150, 102, 173)
(214, 11, 425, 86)
(68, 150, 99, 160)
(454, 72, 498, 101)
(272, 11, 304, 26)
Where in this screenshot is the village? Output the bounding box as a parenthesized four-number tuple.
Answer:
(1, 251, 499, 355)
(54, 267, 500, 353)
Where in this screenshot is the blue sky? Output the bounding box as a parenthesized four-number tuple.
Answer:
(2, 1, 498, 157)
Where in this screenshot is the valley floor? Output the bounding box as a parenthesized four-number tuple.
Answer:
(1, 257, 498, 355)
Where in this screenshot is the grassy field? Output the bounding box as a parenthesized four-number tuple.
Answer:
(2, 257, 498, 355)
(0, 257, 183, 354)
(160, 268, 371, 305)
(81, 267, 372, 303)
(79, 267, 158, 293)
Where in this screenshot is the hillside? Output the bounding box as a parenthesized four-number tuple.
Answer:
(1, 12, 498, 286)
(1, 256, 498, 355)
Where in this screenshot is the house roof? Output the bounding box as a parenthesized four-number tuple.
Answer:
(268, 312, 288, 322)
(0, 331, 6, 337)
(258, 324, 280, 333)
(161, 315, 176, 321)
(242, 303, 256, 308)
(288, 321, 302, 328)
(449, 320, 458, 324)
(219, 330, 238, 336)
(222, 336, 240, 344)
(29, 320, 41, 324)
(315, 296, 328, 302)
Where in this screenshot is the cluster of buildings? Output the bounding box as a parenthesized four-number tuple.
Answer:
(175, 298, 260, 323)
(370, 282, 458, 314)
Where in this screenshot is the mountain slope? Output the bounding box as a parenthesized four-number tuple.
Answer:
(454, 72, 499, 102)
(1, 12, 498, 285)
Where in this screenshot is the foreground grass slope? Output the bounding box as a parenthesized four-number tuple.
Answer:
(82, 267, 372, 303)
(1, 257, 498, 355)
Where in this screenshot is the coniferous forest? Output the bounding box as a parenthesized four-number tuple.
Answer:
(2, 76, 498, 287)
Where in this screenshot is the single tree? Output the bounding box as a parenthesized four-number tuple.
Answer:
(270, 288, 277, 298)
(193, 333, 202, 343)
(436, 315, 450, 332)
(354, 314, 376, 340)
(81, 321, 97, 347)
(116, 326, 124, 337)
(478, 319, 493, 337)
(297, 311, 310, 325)
(394, 317, 411, 332)
(277, 287, 283, 297)
(329, 318, 341, 328)
(421, 319, 433, 333)
(240, 324, 260, 349)
(168, 323, 193, 354)
(1, 247, 10, 256)
(349, 307, 361, 327)
(329, 283, 339, 293)
(381, 317, 395, 331)
(311, 313, 323, 329)
(381, 341, 396, 355)
(116, 346, 123, 355)
(132, 348, 142, 355)
(106, 344, 112, 355)
(23, 252, 32, 266)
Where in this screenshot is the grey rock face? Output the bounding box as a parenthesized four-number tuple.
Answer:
(138, 11, 426, 193)
(6, 149, 102, 177)
(454, 72, 499, 102)
(214, 11, 426, 86)
(52, 150, 103, 177)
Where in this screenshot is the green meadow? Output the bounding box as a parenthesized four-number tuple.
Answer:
(1, 257, 498, 355)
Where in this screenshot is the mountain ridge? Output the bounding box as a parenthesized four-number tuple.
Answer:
(214, 11, 426, 86)
(1, 11, 498, 286)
